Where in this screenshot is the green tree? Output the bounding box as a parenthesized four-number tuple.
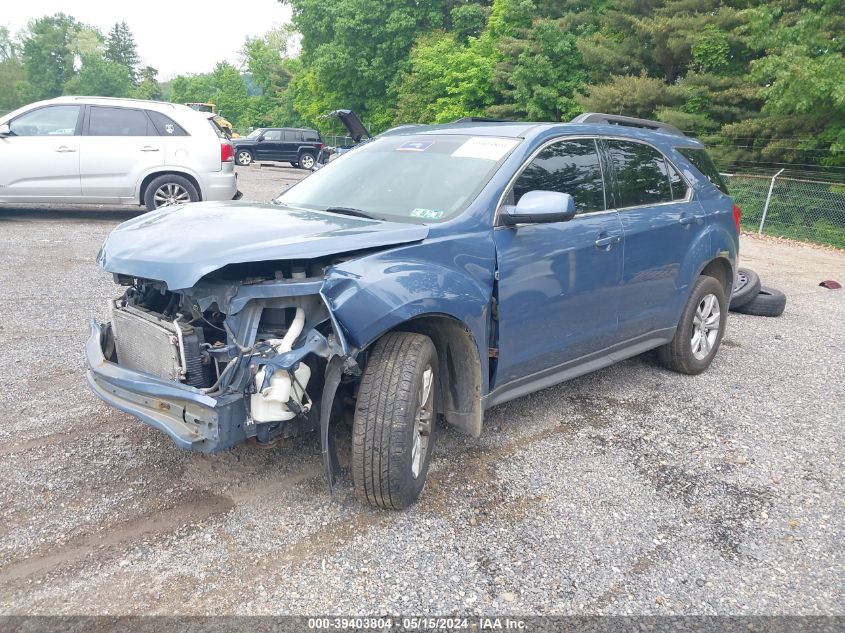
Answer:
(490, 18, 586, 121)
(19, 13, 81, 101)
(133, 66, 162, 100)
(283, 0, 448, 129)
(104, 21, 140, 84)
(64, 55, 132, 97)
(0, 27, 26, 113)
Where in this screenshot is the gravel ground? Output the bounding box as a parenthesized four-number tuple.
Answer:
(0, 165, 842, 616)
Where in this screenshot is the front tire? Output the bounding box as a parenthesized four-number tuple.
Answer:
(352, 332, 438, 510)
(143, 175, 199, 211)
(657, 275, 727, 375)
(236, 149, 253, 166)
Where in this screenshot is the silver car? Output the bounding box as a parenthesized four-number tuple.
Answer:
(0, 96, 239, 211)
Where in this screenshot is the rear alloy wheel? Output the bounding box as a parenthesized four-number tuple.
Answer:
(143, 174, 199, 211)
(657, 275, 727, 375)
(236, 150, 253, 166)
(299, 152, 316, 170)
(352, 332, 438, 510)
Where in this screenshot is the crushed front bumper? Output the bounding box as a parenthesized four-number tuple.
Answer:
(85, 320, 247, 452)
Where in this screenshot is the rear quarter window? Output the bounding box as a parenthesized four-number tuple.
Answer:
(147, 111, 189, 136)
(677, 147, 728, 194)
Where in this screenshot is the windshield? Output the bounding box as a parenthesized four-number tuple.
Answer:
(276, 134, 521, 222)
(246, 129, 263, 139)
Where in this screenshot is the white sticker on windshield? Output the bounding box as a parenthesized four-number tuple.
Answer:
(452, 137, 520, 161)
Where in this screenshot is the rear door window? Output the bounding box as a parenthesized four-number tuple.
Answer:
(513, 138, 606, 213)
(88, 106, 150, 136)
(605, 140, 672, 207)
(677, 147, 728, 194)
(667, 161, 690, 200)
(283, 130, 300, 142)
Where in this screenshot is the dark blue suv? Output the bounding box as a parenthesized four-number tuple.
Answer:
(88, 113, 740, 509)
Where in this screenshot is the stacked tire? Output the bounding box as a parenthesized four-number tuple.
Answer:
(729, 267, 787, 317)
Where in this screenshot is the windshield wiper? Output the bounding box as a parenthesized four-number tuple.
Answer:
(322, 206, 383, 220)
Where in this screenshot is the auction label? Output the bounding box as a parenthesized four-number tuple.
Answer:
(451, 137, 520, 161)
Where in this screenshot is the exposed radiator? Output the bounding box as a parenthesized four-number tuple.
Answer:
(112, 305, 208, 387)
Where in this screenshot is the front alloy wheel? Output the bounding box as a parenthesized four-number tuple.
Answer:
(237, 150, 253, 166)
(411, 365, 434, 479)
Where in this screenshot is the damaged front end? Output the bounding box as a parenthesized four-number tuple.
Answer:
(86, 258, 361, 490)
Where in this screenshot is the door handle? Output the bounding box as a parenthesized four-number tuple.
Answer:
(595, 234, 622, 248)
(679, 214, 703, 226)
(140, 146, 160, 152)
(55, 146, 76, 153)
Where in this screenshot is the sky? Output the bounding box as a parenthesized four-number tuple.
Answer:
(2, 0, 294, 79)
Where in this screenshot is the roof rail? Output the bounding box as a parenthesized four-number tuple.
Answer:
(452, 116, 513, 123)
(570, 112, 684, 137)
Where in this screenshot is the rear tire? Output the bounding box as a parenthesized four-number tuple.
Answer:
(143, 174, 199, 211)
(732, 286, 786, 317)
(299, 151, 316, 170)
(352, 332, 438, 510)
(657, 275, 727, 375)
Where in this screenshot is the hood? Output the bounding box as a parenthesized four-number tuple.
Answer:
(323, 110, 370, 143)
(97, 201, 428, 290)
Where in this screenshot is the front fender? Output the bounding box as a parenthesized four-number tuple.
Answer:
(321, 236, 495, 391)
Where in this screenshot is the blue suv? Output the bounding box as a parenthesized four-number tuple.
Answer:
(87, 113, 740, 509)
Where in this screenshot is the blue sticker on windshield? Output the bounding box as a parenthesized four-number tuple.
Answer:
(397, 141, 434, 152)
(410, 208, 445, 220)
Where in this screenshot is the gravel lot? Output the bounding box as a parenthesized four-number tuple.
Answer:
(0, 164, 843, 616)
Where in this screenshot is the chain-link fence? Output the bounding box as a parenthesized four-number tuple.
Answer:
(723, 172, 845, 248)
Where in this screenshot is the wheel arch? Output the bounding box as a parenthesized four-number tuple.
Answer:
(138, 170, 203, 205)
(370, 313, 484, 438)
(698, 256, 735, 297)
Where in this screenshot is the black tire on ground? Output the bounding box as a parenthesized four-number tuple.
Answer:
(352, 332, 438, 510)
(235, 149, 253, 166)
(732, 286, 787, 317)
(143, 174, 199, 212)
(729, 267, 761, 310)
(298, 151, 316, 170)
(657, 275, 727, 375)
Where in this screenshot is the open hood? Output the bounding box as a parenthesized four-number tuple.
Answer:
(322, 109, 370, 143)
(97, 201, 428, 290)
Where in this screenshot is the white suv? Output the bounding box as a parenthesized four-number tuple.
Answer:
(0, 96, 239, 211)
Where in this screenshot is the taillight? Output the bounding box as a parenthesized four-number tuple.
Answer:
(221, 142, 234, 162)
(732, 203, 742, 233)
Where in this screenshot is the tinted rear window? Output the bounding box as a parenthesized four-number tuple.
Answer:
(606, 140, 672, 207)
(677, 148, 728, 194)
(147, 111, 188, 136)
(88, 106, 150, 136)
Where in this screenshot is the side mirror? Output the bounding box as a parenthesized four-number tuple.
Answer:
(501, 190, 576, 225)
(257, 134, 265, 142)
(0, 123, 11, 137)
